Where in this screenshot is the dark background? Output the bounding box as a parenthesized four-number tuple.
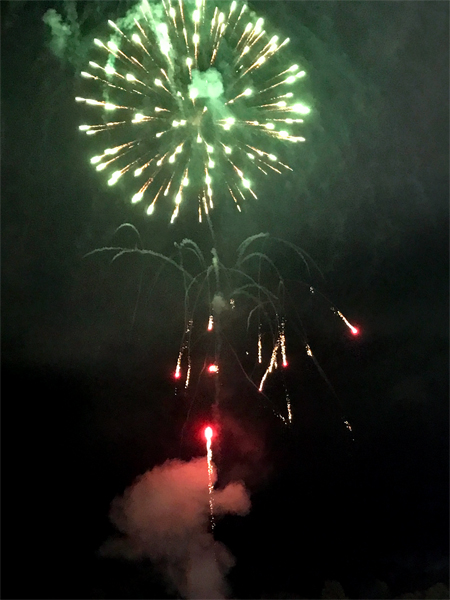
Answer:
(2, 1, 449, 599)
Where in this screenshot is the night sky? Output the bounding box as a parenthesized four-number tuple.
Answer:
(2, 2, 449, 599)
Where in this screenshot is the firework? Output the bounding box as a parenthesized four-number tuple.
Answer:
(86, 232, 358, 426)
(335, 310, 359, 335)
(76, 0, 310, 222)
(204, 425, 215, 528)
(171, 238, 360, 425)
(170, 234, 298, 422)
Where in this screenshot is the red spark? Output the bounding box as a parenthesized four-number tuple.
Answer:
(204, 426, 213, 440)
(208, 364, 218, 373)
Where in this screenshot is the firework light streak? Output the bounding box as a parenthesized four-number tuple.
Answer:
(257, 326, 262, 363)
(204, 425, 215, 529)
(77, 0, 310, 222)
(175, 319, 193, 387)
(307, 286, 360, 336)
(85, 233, 358, 427)
(335, 310, 359, 335)
(280, 317, 288, 367)
(286, 391, 292, 423)
(173, 234, 300, 422)
(259, 339, 280, 392)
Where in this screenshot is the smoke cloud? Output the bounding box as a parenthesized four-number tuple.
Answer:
(212, 293, 228, 315)
(189, 68, 225, 100)
(42, 4, 80, 62)
(100, 457, 251, 599)
(42, 9, 72, 59)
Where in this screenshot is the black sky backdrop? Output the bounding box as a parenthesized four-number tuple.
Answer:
(2, 1, 449, 599)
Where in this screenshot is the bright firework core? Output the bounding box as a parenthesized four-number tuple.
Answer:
(77, 0, 310, 222)
(208, 364, 219, 374)
(204, 426, 213, 440)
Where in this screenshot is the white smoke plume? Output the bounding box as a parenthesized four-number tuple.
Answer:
(100, 457, 251, 599)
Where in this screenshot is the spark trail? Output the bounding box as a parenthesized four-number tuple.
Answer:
(204, 425, 215, 529)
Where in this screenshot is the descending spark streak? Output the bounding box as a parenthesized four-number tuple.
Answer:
(175, 353, 182, 378)
(335, 310, 359, 335)
(309, 287, 359, 335)
(286, 392, 292, 423)
(259, 340, 279, 392)
(185, 355, 191, 388)
(280, 318, 288, 367)
(78, 1, 310, 222)
(204, 426, 215, 529)
(258, 318, 288, 391)
(174, 319, 192, 381)
(258, 328, 262, 363)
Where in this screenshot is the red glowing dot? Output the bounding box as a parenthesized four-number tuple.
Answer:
(282, 360, 288, 368)
(204, 426, 213, 440)
(174, 371, 181, 379)
(208, 364, 218, 373)
(350, 327, 359, 336)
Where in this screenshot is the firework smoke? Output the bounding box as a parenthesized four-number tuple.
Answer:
(42, 4, 80, 62)
(100, 456, 250, 599)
